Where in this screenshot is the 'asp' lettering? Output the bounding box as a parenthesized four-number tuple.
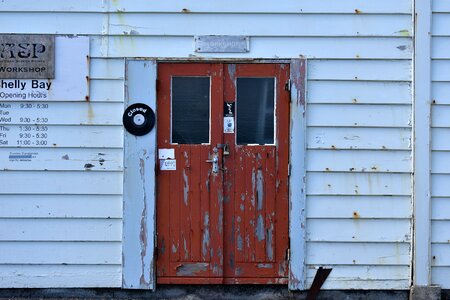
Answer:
(0, 43, 46, 59)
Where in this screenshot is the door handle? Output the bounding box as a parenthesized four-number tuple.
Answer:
(205, 157, 218, 163)
(205, 154, 219, 173)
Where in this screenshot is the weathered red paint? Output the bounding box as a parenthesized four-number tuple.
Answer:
(156, 63, 289, 284)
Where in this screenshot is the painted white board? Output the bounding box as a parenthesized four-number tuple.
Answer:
(307, 150, 411, 173)
(308, 81, 411, 104)
(0, 0, 412, 14)
(0, 265, 121, 288)
(0, 242, 121, 264)
(107, 14, 411, 37)
(307, 173, 411, 196)
(307, 196, 411, 219)
(0, 171, 122, 194)
(0, 195, 122, 218)
(307, 104, 411, 128)
(308, 128, 411, 150)
(91, 36, 412, 60)
(307, 219, 411, 242)
(306, 242, 410, 265)
(0, 219, 121, 241)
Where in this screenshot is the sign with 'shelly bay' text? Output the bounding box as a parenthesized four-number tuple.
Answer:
(0, 36, 89, 101)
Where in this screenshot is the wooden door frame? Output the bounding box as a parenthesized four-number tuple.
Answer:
(121, 58, 307, 290)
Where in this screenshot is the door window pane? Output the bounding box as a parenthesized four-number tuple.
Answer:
(236, 78, 275, 145)
(172, 77, 210, 144)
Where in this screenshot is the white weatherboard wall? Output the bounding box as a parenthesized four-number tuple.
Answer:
(431, 0, 450, 288)
(0, 37, 124, 287)
(0, 0, 413, 289)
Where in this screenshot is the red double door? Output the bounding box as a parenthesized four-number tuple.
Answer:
(156, 63, 290, 284)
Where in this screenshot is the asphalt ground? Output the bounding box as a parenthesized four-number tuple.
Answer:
(0, 286, 413, 300)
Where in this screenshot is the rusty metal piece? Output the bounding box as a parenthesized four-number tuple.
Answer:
(306, 267, 333, 300)
(217, 143, 230, 156)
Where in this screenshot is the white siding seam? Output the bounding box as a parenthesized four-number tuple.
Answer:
(0, 0, 413, 14)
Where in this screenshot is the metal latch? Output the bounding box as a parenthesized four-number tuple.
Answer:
(217, 143, 230, 156)
(285, 79, 291, 92)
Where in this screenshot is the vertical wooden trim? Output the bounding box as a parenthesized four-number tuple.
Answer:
(413, 0, 432, 286)
(122, 60, 157, 289)
(289, 58, 307, 290)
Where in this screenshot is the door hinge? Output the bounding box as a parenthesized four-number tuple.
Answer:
(154, 233, 158, 260)
(287, 237, 291, 262)
(288, 163, 291, 177)
(285, 79, 291, 92)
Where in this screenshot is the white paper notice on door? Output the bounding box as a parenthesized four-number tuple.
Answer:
(224, 117, 235, 133)
(159, 148, 175, 159)
(160, 159, 176, 170)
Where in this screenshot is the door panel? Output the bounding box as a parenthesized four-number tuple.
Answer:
(157, 63, 289, 284)
(157, 64, 224, 282)
(223, 64, 290, 281)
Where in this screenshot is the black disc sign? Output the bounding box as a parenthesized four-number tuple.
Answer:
(122, 103, 155, 136)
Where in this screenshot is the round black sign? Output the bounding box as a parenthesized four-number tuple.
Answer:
(122, 103, 155, 136)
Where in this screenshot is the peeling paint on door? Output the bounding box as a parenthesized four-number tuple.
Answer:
(157, 63, 289, 284)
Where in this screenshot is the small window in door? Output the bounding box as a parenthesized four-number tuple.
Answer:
(236, 77, 275, 145)
(171, 76, 210, 144)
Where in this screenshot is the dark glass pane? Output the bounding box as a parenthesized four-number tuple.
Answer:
(172, 77, 210, 144)
(237, 78, 275, 145)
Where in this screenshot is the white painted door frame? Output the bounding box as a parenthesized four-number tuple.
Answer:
(121, 58, 308, 290)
